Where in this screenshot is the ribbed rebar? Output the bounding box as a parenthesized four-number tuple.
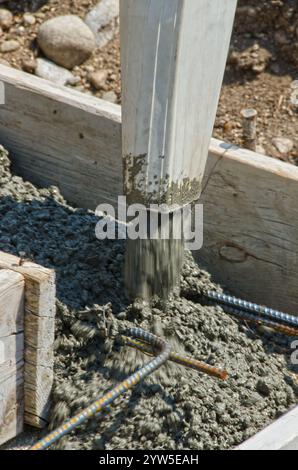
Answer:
(205, 290, 298, 328)
(223, 306, 298, 337)
(30, 328, 171, 451)
(124, 337, 228, 380)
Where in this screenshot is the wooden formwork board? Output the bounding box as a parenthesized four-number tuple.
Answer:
(0, 251, 55, 441)
(0, 64, 298, 315)
(0, 269, 24, 445)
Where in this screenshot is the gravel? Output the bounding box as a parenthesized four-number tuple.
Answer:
(0, 145, 297, 450)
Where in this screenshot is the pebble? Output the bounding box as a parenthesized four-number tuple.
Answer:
(15, 25, 25, 36)
(23, 13, 36, 26)
(22, 58, 37, 74)
(274, 30, 289, 46)
(35, 58, 75, 86)
(35, 12, 46, 20)
(272, 137, 294, 155)
(102, 90, 117, 103)
(84, 65, 94, 73)
(66, 75, 81, 86)
(0, 8, 13, 30)
(89, 70, 108, 90)
(0, 58, 10, 67)
(252, 63, 266, 74)
(256, 145, 266, 155)
(0, 40, 20, 53)
(37, 15, 96, 69)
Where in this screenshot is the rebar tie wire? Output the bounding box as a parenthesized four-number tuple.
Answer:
(205, 290, 298, 330)
(31, 328, 171, 451)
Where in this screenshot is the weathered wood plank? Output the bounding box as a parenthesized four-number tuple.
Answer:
(0, 64, 121, 209)
(0, 269, 25, 445)
(0, 270, 24, 337)
(0, 252, 56, 428)
(1, 66, 298, 313)
(198, 141, 298, 315)
(0, 334, 24, 384)
(0, 372, 24, 446)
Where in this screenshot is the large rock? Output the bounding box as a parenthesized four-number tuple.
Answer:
(37, 15, 96, 69)
(0, 40, 19, 53)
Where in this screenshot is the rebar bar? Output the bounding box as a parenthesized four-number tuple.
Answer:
(222, 306, 298, 337)
(124, 336, 228, 380)
(30, 328, 171, 451)
(241, 108, 258, 151)
(205, 290, 298, 328)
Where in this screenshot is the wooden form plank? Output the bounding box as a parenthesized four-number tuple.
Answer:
(0, 65, 298, 313)
(199, 141, 298, 315)
(237, 406, 298, 450)
(0, 334, 24, 384)
(0, 269, 24, 337)
(0, 64, 121, 208)
(0, 373, 24, 446)
(0, 270, 24, 445)
(0, 252, 56, 428)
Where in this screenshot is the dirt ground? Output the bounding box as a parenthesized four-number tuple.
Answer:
(0, 0, 297, 161)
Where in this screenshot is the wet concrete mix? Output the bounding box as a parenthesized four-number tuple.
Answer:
(0, 146, 297, 450)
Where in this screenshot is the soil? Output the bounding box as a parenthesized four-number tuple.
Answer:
(0, 0, 297, 162)
(0, 145, 297, 450)
(217, 0, 298, 164)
